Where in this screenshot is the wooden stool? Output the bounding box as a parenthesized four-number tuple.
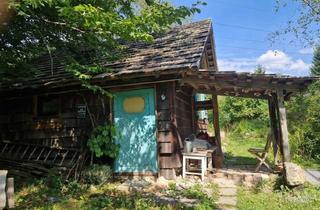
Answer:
(182, 152, 207, 181)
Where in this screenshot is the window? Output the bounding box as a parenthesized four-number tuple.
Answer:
(38, 96, 60, 116)
(123, 97, 145, 113)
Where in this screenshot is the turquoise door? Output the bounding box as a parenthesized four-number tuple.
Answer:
(113, 88, 158, 173)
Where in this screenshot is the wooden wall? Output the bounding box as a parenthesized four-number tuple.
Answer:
(0, 92, 110, 150)
(174, 85, 194, 141)
(156, 82, 195, 179)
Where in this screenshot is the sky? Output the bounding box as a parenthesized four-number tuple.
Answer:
(172, 0, 315, 76)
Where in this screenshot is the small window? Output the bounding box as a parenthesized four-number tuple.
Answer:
(38, 96, 60, 116)
(123, 97, 145, 113)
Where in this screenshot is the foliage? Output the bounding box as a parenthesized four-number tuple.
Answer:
(87, 123, 119, 158)
(273, 0, 320, 46)
(81, 164, 112, 185)
(15, 177, 219, 210)
(0, 0, 204, 90)
(238, 176, 320, 210)
(220, 96, 269, 129)
(15, 175, 87, 209)
(255, 64, 266, 74)
(287, 80, 320, 163)
(310, 46, 320, 76)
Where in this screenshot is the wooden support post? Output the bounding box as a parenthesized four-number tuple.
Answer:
(268, 97, 279, 161)
(212, 94, 222, 156)
(276, 90, 291, 162)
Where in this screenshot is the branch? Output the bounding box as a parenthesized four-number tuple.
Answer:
(41, 17, 86, 34)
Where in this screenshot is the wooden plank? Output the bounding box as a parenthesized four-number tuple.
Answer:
(159, 142, 173, 154)
(0, 170, 7, 209)
(276, 90, 291, 162)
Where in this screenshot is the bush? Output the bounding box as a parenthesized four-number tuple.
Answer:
(220, 96, 269, 129)
(287, 81, 320, 162)
(82, 164, 113, 185)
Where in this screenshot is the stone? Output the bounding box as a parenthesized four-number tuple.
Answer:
(261, 174, 270, 180)
(179, 198, 198, 207)
(284, 162, 305, 187)
(219, 188, 237, 196)
(213, 178, 236, 188)
(244, 175, 253, 183)
(217, 196, 237, 207)
(47, 196, 61, 203)
(155, 176, 169, 189)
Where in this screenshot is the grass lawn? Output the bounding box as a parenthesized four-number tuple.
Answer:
(237, 177, 320, 210)
(222, 122, 268, 167)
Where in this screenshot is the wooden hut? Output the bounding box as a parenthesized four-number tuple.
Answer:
(0, 19, 316, 179)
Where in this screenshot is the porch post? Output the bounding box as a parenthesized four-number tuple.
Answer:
(268, 96, 280, 161)
(276, 90, 291, 162)
(212, 94, 222, 156)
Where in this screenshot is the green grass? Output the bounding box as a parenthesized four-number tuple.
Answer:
(223, 120, 269, 167)
(237, 177, 320, 210)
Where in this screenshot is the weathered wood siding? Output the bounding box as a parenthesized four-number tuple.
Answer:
(156, 82, 194, 179)
(174, 84, 194, 141)
(0, 92, 110, 150)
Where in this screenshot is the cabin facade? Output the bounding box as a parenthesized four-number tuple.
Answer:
(0, 20, 316, 179)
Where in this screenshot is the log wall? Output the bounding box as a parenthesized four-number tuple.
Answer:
(0, 92, 110, 150)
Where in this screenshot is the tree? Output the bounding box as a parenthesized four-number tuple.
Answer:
(310, 46, 320, 76)
(287, 81, 320, 161)
(0, 0, 205, 90)
(255, 64, 266, 74)
(273, 0, 320, 46)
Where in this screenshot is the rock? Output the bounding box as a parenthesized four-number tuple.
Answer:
(219, 188, 237, 196)
(156, 176, 169, 189)
(284, 162, 305, 187)
(47, 196, 60, 203)
(261, 174, 270, 180)
(217, 196, 237, 207)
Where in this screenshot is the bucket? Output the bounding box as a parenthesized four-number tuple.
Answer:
(185, 140, 192, 153)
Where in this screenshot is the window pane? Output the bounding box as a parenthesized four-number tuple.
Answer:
(123, 97, 145, 113)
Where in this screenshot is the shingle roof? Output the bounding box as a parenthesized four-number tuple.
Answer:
(1, 19, 214, 90)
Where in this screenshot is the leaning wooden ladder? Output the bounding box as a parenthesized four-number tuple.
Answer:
(0, 141, 87, 179)
(248, 133, 273, 172)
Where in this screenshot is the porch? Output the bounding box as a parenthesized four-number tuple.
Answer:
(177, 69, 315, 178)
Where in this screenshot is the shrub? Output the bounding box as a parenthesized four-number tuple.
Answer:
(220, 96, 269, 129)
(82, 164, 113, 185)
(87, 123, 119, 158)
(287, 81, 320, 162)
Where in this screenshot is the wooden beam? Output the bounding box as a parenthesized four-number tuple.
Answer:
(182, 76, 304, 92)
(276, 90, 291, 162)
(212, 94, 222, 157)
